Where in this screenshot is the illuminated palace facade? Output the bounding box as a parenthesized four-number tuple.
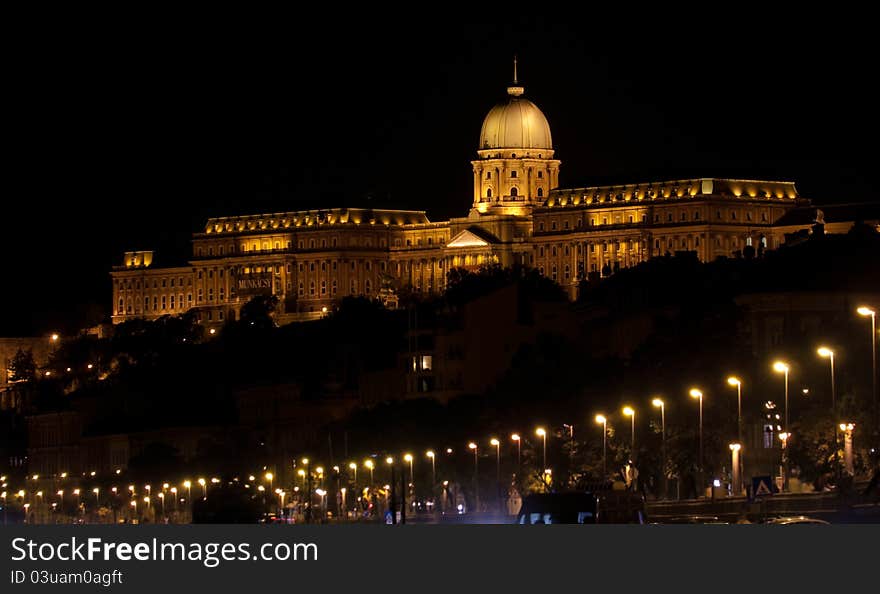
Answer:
(111, 76, 803, 326)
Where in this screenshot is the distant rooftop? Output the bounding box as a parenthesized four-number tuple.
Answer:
(544, 178, 799, 208)
(201, 208, 432, 235)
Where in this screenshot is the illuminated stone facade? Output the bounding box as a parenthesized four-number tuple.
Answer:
(112, 77, 810, 325)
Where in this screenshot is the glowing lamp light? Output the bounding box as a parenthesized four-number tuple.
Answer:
(773, 361, 789, 373)
(594, 414, 606, 424)
(651, 398, 663, 408)
(729, 443, 741, 451)
(511, 433, 520, 441)
(426, 451, 435, 458)
(623, 407, 635, 417)
(857, 306, 875, 316)
(535, 428, 546, 437)
(490, 438, 500, 446)
(689, 389, 703, 399)
(468, 442, 477, 450)
(817, 347, 833, 358)
(727, 377, 741, 386)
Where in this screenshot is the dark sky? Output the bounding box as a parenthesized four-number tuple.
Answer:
(3, 15, 874, 335)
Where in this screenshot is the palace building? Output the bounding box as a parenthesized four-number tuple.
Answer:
(112, 72, 814, 327)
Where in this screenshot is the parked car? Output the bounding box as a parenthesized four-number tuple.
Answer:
(652, 515, 728, 524)
(516, 491, 647, 524)
(760, 515, 830, 525)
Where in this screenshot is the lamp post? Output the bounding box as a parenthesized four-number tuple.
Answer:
(490, 439, 501, 484)
(652, 399, 666, 499)
(265, 472, 274, 493)
(778, 432, 790, 491)
(856, 306, 877, 433)
(773, 361, 790, 432)
(183, 480, 192, 505)
(623, 407, 635, 455)
(817, 348, 836, 412)
(198, 478, 206, 499)
(535, 428, 547, 471)
(349, 462, 358, 490)
(840, 423, 855, 475)
(364, 460, 374, 486)
(727, 377, 743, 445)
(729, 443, 742, 496)
(468, 443, 479, 510)
(426, 451, 436, 486)
(510, 434, 521, 471)
(689, 388, 704, 494)
(818, 347, 841, 481)
(404, 454, 414, 487)
(594, 415, 607, 480)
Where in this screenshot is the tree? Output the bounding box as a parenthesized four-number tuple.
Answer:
(239, 295, 279, 329)
(9, 348, 36, 383)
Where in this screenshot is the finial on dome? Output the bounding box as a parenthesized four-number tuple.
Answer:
(507, 55, 524, 96)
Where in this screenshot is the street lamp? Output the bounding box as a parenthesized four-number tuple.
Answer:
(729, 443, 742, 496)
(348, 462, 358, 488)
(856, 306, 877, 431)
(426, 451, 436, 486)
(490, 438, 501, 484)
(468, 442, 479, 509)
(839, 423, 855, 475)
(727, 377, 743, 445)
(535, 427, 547, 470)
(198, 478, 206, 499)
(265, 472, 274, 493)
(183, 480, 192, 503)
(778, 432, 791, 491)
(594, 414, 607, 480)
(364, 460, 374, 485)
(622, 407, 635, 455)
(92, 487, 100, 508)
(689, 388, 704, 490)
(403, 454, 415, 487)
(652, 399, 666, 498)
(773, 361, 790, 432)
(817, 348, 836, 411)
(510, 434, 521, 470)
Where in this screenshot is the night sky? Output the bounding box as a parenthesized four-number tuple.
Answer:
(3, 15, 874, 335)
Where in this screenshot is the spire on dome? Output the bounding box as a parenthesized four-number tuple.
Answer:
(507, 56, 524, 97)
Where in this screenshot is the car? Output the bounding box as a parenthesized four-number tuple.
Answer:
(516, 491, 648, 524)
(760, 515, 830, 525)
(652, 515, 729, 525)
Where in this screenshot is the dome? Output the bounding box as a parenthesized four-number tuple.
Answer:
(479, 85, 552, 151)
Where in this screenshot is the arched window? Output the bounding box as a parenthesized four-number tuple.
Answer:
(365, 280, 371, 294)
(298, 282, 304, 297)
(486, 171, 491, 179)
(511, 187, 518, 197)
(309, 281, 315, 296)
(537, 187, 543, 197)
(511, 170, 518, 178)
(486, 188, 492, 198)
(537, 171, 543, 179)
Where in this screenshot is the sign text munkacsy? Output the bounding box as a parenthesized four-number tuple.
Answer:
(236, 273, 273, 296)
